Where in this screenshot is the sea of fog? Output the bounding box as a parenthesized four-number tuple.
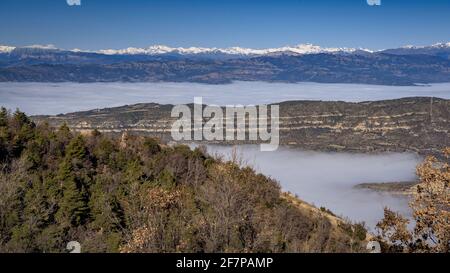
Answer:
(193, 144, 421, 231)
(0, 81, 450, 115)
(0, 81, 433, 229)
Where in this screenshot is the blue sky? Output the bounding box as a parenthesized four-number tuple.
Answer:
(0, 0, 449, 50)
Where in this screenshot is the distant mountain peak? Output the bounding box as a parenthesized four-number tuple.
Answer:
(23, 44, 58, 50)
(1, 42, 449, 58)
(431, 42, 450, 48)
(401, 42, 450, 50)
(0, 45, 16, 53)
(96, 43, 373, 56)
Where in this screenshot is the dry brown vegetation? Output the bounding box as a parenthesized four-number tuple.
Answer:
(0, 108, 367, 253)
(376, 148, 449, 253)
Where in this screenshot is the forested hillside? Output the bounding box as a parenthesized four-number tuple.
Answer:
(0, 108, 367, 253)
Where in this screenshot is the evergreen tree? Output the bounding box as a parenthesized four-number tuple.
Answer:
(56, 136, 90, 227)
(0, 107, 8, 127)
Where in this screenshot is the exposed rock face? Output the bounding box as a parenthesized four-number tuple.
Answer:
(33, 97, 449, 156)
(277, 98, 449, 155)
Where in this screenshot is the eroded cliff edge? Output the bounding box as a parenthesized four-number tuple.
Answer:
(33, 97, 449, 156)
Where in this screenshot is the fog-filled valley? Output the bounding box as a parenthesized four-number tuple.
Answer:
(192, 144, 421, 230)
(0, 81, 445, 229)
(1, 81, 450, 115)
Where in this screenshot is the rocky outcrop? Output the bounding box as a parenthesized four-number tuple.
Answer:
(33, 97, 449, 156)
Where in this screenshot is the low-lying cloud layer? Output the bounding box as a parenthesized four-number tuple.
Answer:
(198, 144, 421, 230)
(1, 81, 450, 115)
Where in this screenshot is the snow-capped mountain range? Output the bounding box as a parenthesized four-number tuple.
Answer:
(1, 42, 450, 85)
(0, 43, 368, 56)
(96, 44, 370, 56)
(1, 42, 449, 57)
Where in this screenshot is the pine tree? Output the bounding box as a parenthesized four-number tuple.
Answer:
(57, 136, 90, 227)
(58, 174, 89, 226)
(0, 107, 8, 127)
(0, 108, 8, 162)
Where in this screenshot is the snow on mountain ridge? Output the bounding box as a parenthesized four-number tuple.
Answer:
(400, 42, 450, 49)
(98, 44, 372, 56)
(0, 45, 16, 53)
(431, 42, 450, 48)
(23, 44, 58, 50)
(1, 42, 449, 56)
